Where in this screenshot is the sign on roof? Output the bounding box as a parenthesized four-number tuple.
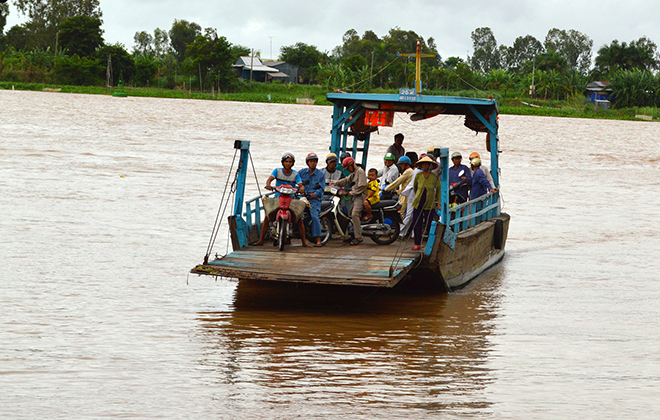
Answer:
(398, 88, 417, 102)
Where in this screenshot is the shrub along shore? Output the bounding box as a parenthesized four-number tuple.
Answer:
(3, 81, 658, 122)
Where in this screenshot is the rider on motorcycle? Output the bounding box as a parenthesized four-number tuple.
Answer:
(254, 152, 309, 247)
(448, 151, 472, 204)
(299, 153, 326, 247)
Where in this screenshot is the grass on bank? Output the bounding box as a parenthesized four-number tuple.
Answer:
(1, 81, 657, 122)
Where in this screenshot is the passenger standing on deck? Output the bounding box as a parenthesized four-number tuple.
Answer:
(427, 147, 443, 175)
(468, 152, 494, 187)
(448, 152, 471, 204)
(399, 153, 423, 238)
(411, 155, 441, 251)
(386, 133, 405, 162)
(469, 157, 497, 200)
(299, 153, 326, 247)
(384, 156, 414, 217)
(330, 157, 368, 246)
(469, 157, 498, 224)
(405, 151, 418, 167)
(255, 153, 308, 247)
(322, 153, 343, 186)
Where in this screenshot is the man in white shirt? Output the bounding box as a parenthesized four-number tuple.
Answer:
(377, 152, 400, 187)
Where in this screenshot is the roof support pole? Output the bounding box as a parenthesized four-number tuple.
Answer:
(330, 103, 343, 155)
(467, 104, 499, 188)
(331, 101, 368, 164)
(488, 112, 500, 188)
(232, 140, 251, 249)
(331, 101, 361, 155)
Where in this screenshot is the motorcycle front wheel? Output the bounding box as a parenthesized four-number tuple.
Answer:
(278, 220, 288, 251)
(319, 217, 332, 245)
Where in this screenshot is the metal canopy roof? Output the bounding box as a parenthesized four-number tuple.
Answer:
(326, 92, 498, 117)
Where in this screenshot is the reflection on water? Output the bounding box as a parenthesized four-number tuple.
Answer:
(195, 278, 502, 417)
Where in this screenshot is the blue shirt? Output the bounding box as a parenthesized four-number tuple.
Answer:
(271, 168, 302, 197)
(448, 164, 472, 201)
(470, 168, 493, 200)
(298, 167, 325, 201)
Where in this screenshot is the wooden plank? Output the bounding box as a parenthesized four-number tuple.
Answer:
(193, 268, 400, 287)
(210, 249, 417, 270)
(214, 252, 416, 266)
(206, 260, 411, 280)
(208, 253, 415, 276)
(191, 264, 402, 287)
(191, 239, 422, 288)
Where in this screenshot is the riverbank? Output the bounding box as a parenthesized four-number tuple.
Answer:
(2, 81, 658, 122)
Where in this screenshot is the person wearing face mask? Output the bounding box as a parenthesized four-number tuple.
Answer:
(410, 155, 441, 251)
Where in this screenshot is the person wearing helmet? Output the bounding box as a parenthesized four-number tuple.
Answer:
(322, 153, 343, 186)
(377, 152, 400, 196)
(299, 153, 326, 247)
(468, 152, 494, 187)
(255, 153, 308, 247)
(386, 133, 405, 162)
(384, 155, 414, 217)
(339, 151, 352, 177)
(330, 157, 368, 245)
(469, 157, 497, 200)
(448, 151, 471, 204)
(469, 157, 498, 224)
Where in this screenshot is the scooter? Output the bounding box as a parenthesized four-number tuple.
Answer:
(449, 181, 469, 205)
(328, 186, 401, 245)
(270, 183, 300, 251)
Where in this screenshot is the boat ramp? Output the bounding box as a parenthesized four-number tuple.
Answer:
(191, 239, 421, 288)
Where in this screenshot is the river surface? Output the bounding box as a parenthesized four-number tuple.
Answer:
(2, 90, 659, 419)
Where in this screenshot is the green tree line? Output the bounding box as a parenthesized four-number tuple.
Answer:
(1, 1, 659, 108)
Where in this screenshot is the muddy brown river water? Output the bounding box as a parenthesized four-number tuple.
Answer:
(2, 90, 659, 419)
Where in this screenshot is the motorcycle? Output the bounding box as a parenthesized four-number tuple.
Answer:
(328, 186, 401, 245)
(449, 181, 469, 205)
(270, 183, 301, 251)
(299, 199, 334, 245)
(270, 183, 334, 249)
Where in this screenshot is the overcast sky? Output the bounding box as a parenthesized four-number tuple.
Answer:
(5, 0, 660, 61)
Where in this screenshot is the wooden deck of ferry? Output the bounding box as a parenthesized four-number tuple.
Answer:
(191, 239, 422, 288)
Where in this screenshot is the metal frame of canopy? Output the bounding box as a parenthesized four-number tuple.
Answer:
(325, 92, 501, 188)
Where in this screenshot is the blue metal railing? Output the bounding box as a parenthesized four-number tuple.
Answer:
(448, 191, 500, 234)
(243, 192, 273, 236)
(425, 192, 501, 255)
(424, 148, 501, 255)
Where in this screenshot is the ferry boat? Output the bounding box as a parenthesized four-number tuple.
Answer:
(190, 87, 509, 291)
(191, 43, 509, 291)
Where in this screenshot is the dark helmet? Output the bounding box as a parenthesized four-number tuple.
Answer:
(281, 152, 295, 164)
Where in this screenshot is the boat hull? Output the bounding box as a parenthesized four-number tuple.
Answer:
(408, 213, 510, 291)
